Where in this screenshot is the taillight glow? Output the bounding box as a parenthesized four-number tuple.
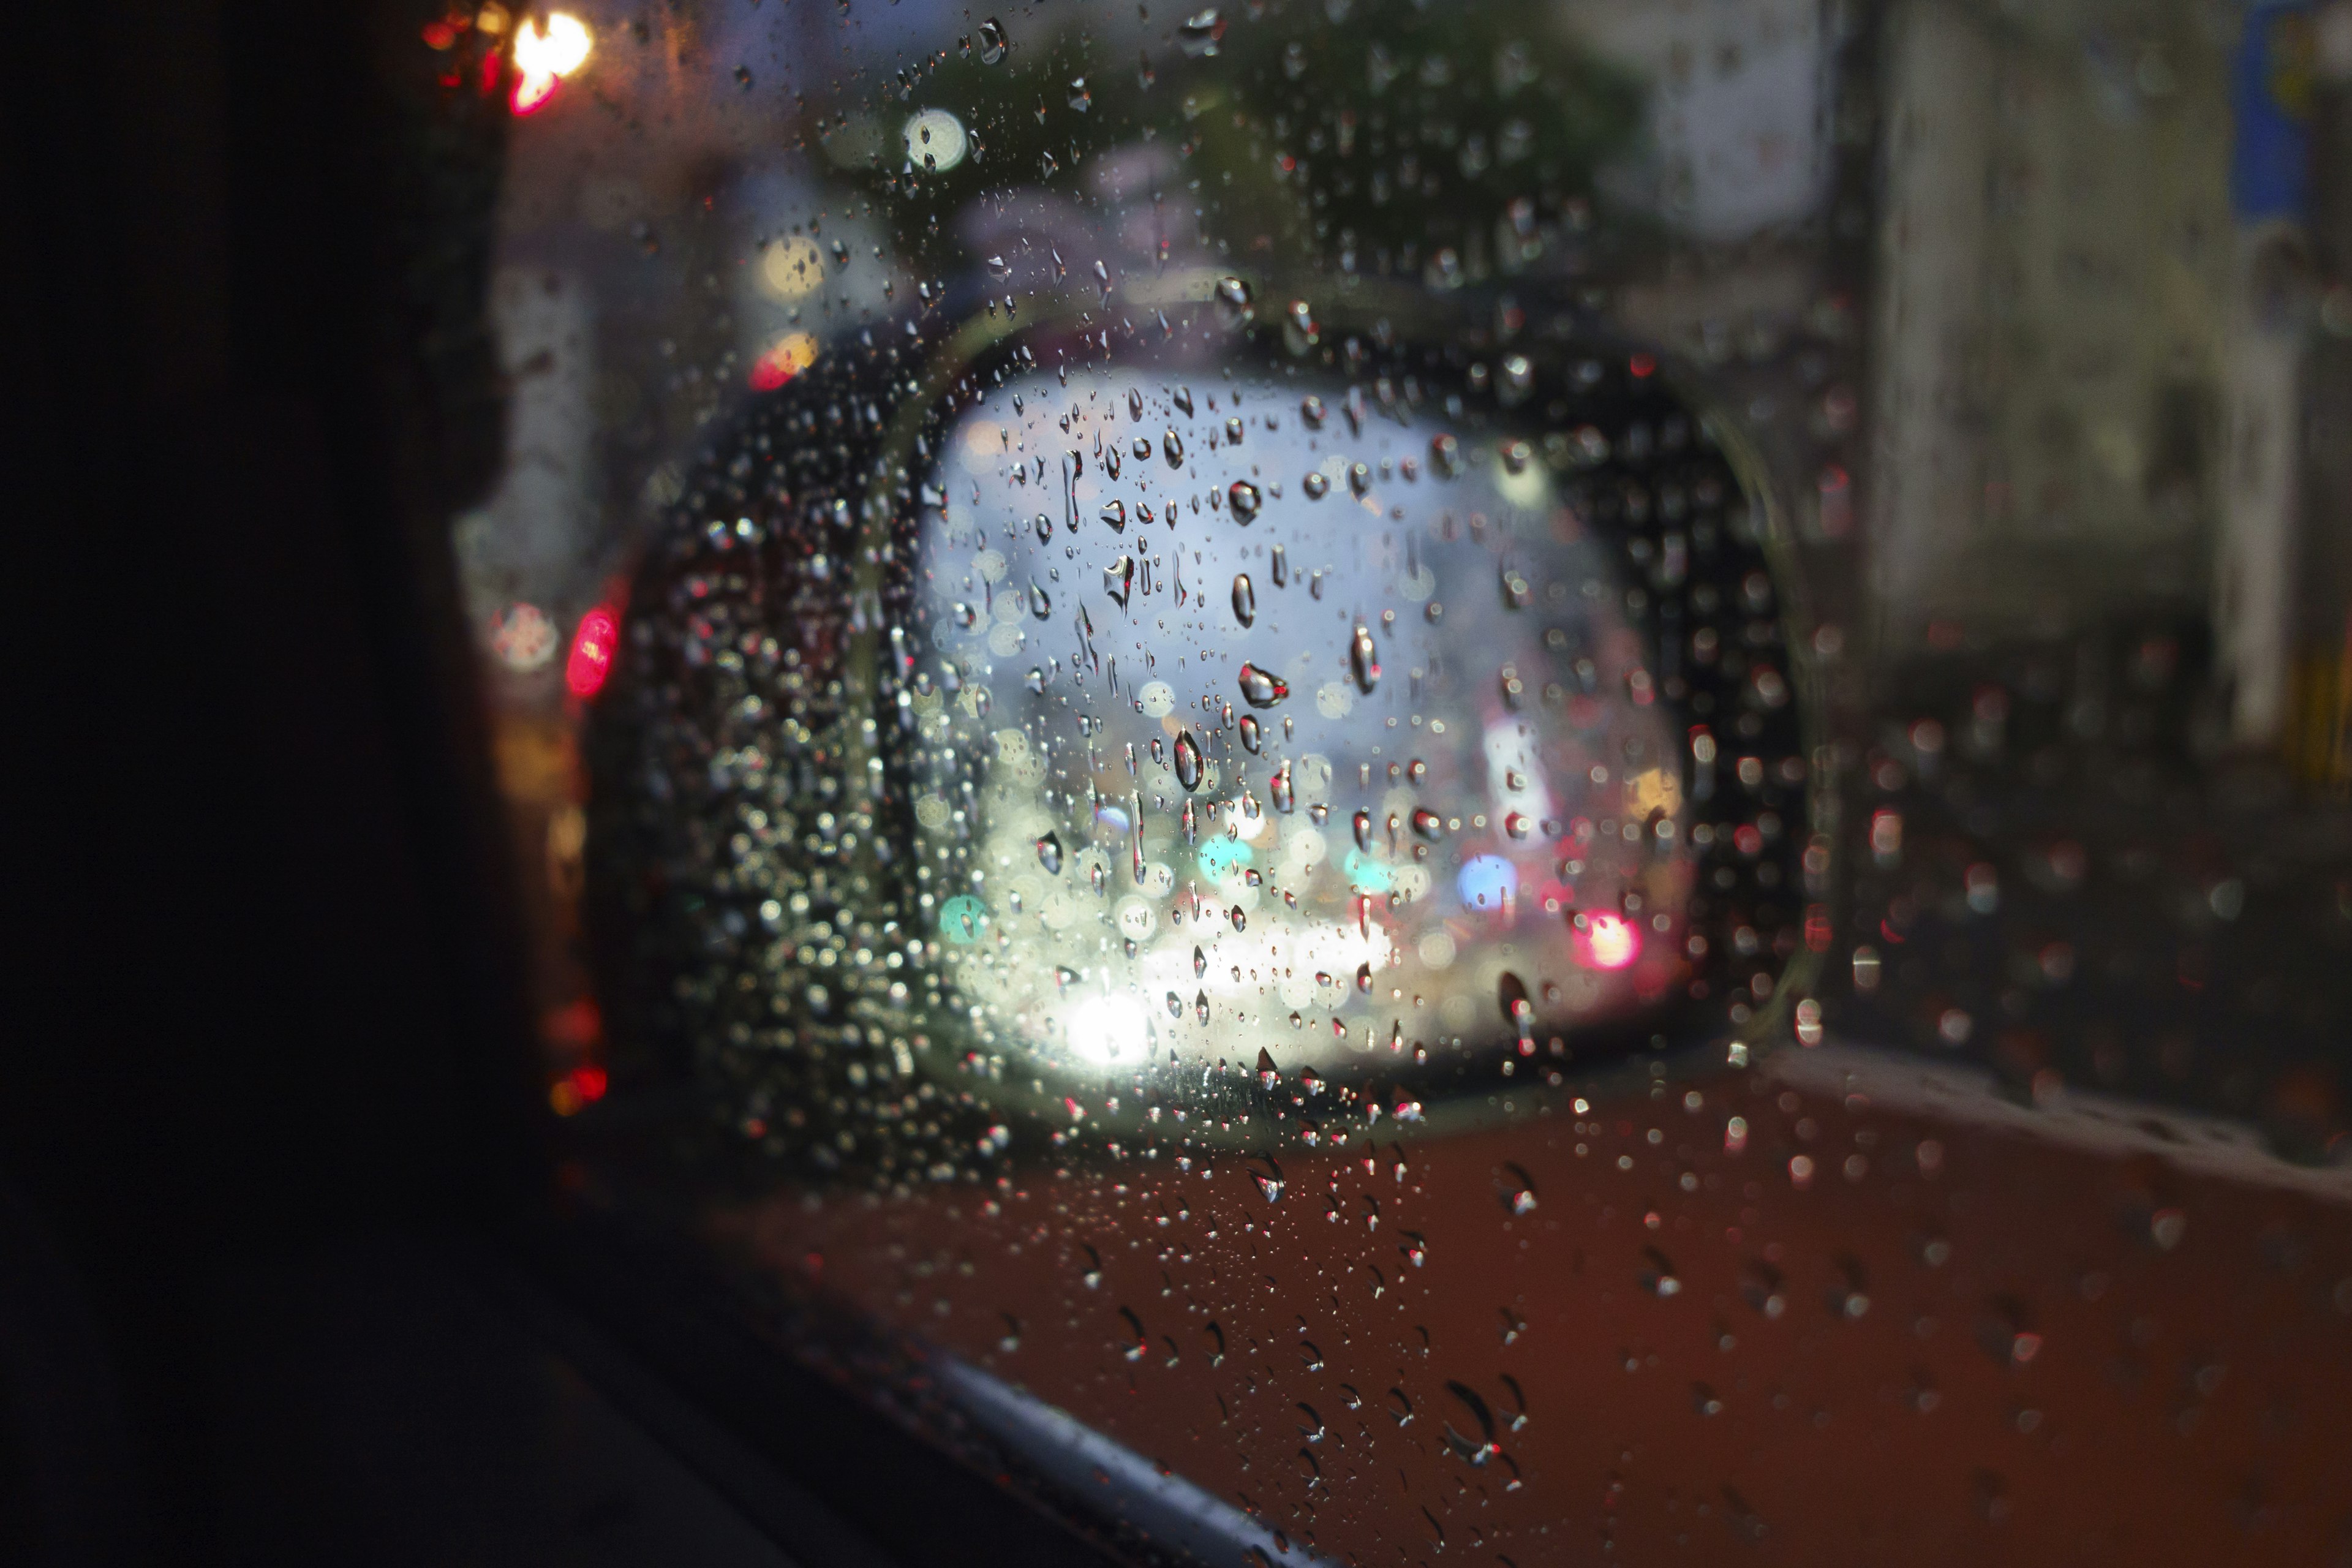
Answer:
(567, 606, 619, 696)
(750, 331, 820, 391)
(513, 12, 591, 115)
(1577, 911, 1642, 971)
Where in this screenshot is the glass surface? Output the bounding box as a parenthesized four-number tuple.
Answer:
(447, 0, 2352, 1559)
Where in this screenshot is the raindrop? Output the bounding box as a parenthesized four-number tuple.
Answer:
(1247, 1154, 1285, 1200)
(1348, 462, 1371, 497)
(1178, 9, 1224, 58)
(1036, 833, 1065, 874)
(1497, 1159, 1537, 1215)
(1498, 970, 1532, 1023)
(1032, 513, 1053, 544)
(1173, 388, 1194, 417)
(1164, 429, 1185, 467)
(1028, 582, 1052, 619)
(1227, 480, 1262, 522)
(1257, 1047, 1280, 1086)
(1240, 714, 1263, 753)
(1640, 1247, 1683, 1297)
(1237, 662, 1289, 709)
(1411, 807, 1443, 840)
(1232, 573, 1256, 627)
(1105, 555, 1134, 607)
(1302, 470, 1329, 500)
(1353, 810, 1374, 853)
(1025, 668, 1047, 695)
(985, 254, 1012, 280)
(1442, 1382, 1499, 1464)
(1100, 499, 1128, 532)
(1193, 946, 1207, 979)
(1283, 300, 1317, 355)
(1213, 274, 1254, 327)
(1174, 729, 1205, 790)
(977, 16, 1009, 62)
(1194, 989, 1210, 1024)
(1270, 546, 1287, 586)
(1270, 763, 1294, 813)
(1351, 625, 1381, 693)
(1231, 905, 1247, 932)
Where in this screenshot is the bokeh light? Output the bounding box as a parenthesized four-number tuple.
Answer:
(566, 606, 619, 696)
(512, 12, 591, 115)
(749, 331, 819, 390)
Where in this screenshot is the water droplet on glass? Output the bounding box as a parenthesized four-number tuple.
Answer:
(1099, 499, 1127, 532)
(1270, 763, 1294, 813)
(1227, 480, 1261, 523)
(1283, 299, 1317, 355)
(1442, 1382, 1499, 1464)
(1036, 833, 1065, 875)
(1247, 1154, 1284, 1200)
(1351, 625, 1381, 693)
(1025, 667, 1047, 695)
(1194, 989, 1211, 1025)
(1353, 810, 1374, 853)
(977, 16, 1009, 62)
(1105, 554, 1134, 607)
(1193, 946, 1207, 979)
(1213, 274, 1253, 326)
(1237, 662, 1288, 709)
(1174, 729, 1205, 790)
(1302, 470, 1329, 500)
(1498, 1159, 1537, 1215)
(1411, 807, 1443, 840)
(1028, 582, 1052, 619)
(1232, 573, 1256, 627)
(1239, 714, 1262, 753)
(1178, 9, 1224, 58)
(1163, 428, 1184, 467)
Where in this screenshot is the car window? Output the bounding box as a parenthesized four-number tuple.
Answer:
(448, 0, 2352, 1559)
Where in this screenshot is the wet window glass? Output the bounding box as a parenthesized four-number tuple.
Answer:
(450, 0, 2352, 1558)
